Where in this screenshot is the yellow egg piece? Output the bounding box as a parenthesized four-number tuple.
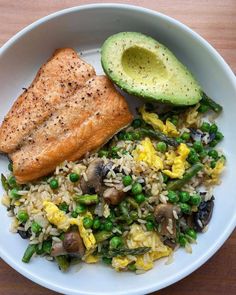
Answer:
(163, 143, 190, 179)
(132, 137, 163, 170)
(140, 106, 179, 136)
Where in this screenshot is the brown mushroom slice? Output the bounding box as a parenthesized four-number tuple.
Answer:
(154, 204, 180, 240)
(80, 159, 104, 194)
(103, 187, 126, 205)
(63, 231, 85, 258)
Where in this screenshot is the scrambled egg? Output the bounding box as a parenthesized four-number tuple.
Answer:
(43, 201, 96, 252)
(84, 254, 99, 264)
(163, 143, 190, 179)
(132, 137, 163, 170)
(140, 106, 179, 136)
(112, 224, 171, 271)
(205, 157, 225, 185)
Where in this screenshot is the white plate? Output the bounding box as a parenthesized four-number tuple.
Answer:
(0, 4, 236, 295)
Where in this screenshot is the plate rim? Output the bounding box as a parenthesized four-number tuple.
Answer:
(0, 3, 236, 295)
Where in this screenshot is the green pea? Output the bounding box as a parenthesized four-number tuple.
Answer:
(71, 211, 78, 218)
(132, 118, 143, 128)
(102, 257, 112, 264)
(75, 204, 87, 214)
(10, 188, 21, 199)
(128, 263, 137, 271)
(209, 123, 218, 134)
(198, 104, 209, 113)
(130, 210, 138, 220)
(69, 173, 80, 182)
(17, 211, 29, 223)
(188, 149, 199, 164)
(117, 131, 126, 141)
(215, 131, 224, 141)
(104, 220, 113, 231)
(83, 217, 93, 229)
(8, 175, 17, 187)
(93, 218, 101, 230)
(200, 122, 211, 132)
(193, 141, 203, 153)
(31, 221, 42, 234)
(58, 202, 69, 213)
(181, 132, 191, 141)
(179, 203, 191, 214)
(134, 193, 146, 204)
(185, 228, 197, 241)
(110, 236, 123, 249)
(131, 182, 142, 195)
(210, 160, 216, 169)
(124, 132, 133, 141)
(190, 194, 201, 206)
(179, 234, 187, 247)
(8, 162, 13, 172)
(176, 137, 184, 144)
(179, 191, 190, 203)
(167, 190, 179, 203)
(146, 221, 154, 231)
(132, 132, 141, 140)
(156, 141, 167, 153)
(209, 139, 218, 147)
(98, 149, 109, 158)
(49, 178, 58, 189)
(122, 175, 132, 186)
(208, 149, 218, 159)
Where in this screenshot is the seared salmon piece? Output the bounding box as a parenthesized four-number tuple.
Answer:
(0, 48, 95, 153)
(11, 76, 133, 183)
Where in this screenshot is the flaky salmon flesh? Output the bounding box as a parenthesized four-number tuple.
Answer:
(0, 49, 133, 183)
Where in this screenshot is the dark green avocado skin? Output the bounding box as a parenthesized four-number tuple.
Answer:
(101, 32, 203, 106)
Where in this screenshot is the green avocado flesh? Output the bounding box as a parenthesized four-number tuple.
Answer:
(101, 32, 203, 106)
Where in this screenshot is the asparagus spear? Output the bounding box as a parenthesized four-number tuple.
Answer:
(139, 128, 179, 147)
(1, 174, 9, 191)
(22, 244, 37, 263)
(55, 255, 70, 272)
(119, 201, 133, 225)
(100, 247, 151, 258)
(94, 231, 113, 243)
(74, 194, 99, 205)
(201, 93, 223, 113)
(167, 163, 204, 191)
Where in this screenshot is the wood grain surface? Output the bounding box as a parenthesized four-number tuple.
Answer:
(0, 1, 235, 295)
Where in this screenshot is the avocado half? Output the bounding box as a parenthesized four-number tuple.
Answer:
(101, 32, 203, 106)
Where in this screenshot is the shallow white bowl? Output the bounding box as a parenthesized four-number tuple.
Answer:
(0, 4, 236, 295)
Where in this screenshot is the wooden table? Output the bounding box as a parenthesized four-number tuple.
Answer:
(0, 1, 235, 294)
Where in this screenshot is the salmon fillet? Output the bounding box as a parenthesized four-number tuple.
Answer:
(0, 48, 95, 153)
(11, 76, 133, 183)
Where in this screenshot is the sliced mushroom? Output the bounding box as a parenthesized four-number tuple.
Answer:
(193, 199, 214, 232)
(63, 231, 85, 257)
(80, 159, 104, 194)
(154, 204, 180, 240)
(51, 241, 67, 257)
(103, 187, 126, 205)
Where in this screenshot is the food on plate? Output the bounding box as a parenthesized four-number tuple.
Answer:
(101, 32, 202, 105)
(0, 34, 225, 274)
(0, 51, 133, 183)
(1, 100, 225, 273)
(10, 76, 132, 183)
(0, 48, 95, 154)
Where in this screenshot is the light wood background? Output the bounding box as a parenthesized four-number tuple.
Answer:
(0, 1, 235, 294)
